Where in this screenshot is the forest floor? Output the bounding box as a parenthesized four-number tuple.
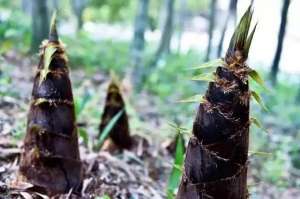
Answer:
(0, 51, 300, 199)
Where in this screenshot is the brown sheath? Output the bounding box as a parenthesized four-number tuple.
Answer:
(177, 7, 256, 199)
(19, 15, 82, 195)
(99, 80, 133, 150)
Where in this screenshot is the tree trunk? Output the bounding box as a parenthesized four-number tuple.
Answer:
(19, 16, 82, 195)
(177, 7, 255, 199)
(296, 86, 300, 104)
(22, 0, 32, 15)
(71, 0, 87, 30)
(270, 0, 291, 86)
(130, 0, 150, 87)
(151, 0, 175, 66)
(157, 0, 175, 55)
(31, 0, 49, 52)
(135, 0, 175, 87)
(53, 0, 59, 10)
(217, 0, 238, 57)
(177, 0, 187, 53)
(205, 0, 217, 61)
(49, 0, 59, 13)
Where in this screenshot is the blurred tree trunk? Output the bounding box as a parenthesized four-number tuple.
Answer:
(177, 0, 187, 53)
(157, 0, 175, 55)
(71, 0, 87, 30)
(22, 0, 32, 15)
(296, 87, 300, 103)
(205, 0, 217, 61)
(31, 0, 49, 52)
(130, 0, 150, 87)
(52, 0, 59, 10)
(134, 0, 175, 88)
(150, 0, 175, 67)
(296, 86, 300, 104)
(217, 0, 237, 57)
(48, 0, 59, 16)
(270, 0, 291, 86)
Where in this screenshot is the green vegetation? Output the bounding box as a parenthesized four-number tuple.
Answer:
(167, 131, 185, 199)
(0, 11, 30, 53)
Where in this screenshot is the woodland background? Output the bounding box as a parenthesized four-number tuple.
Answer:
(0, 0, 300, 198)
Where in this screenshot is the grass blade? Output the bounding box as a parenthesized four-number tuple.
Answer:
(97, 109, 124, 148)
(95, 195, 111, 199)
(167, 132, 185, 199)
(79, 128, 89, 146)
(75, 91, 92, 117)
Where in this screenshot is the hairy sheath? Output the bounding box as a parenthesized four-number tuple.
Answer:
(19, 15, 82, 195)
(177, 7, 256, 199)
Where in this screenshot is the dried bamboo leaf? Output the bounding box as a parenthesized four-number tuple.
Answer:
(39, 45, 57, 84)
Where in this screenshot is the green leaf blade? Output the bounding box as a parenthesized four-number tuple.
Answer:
(191, 73, 214, 82)
(97, 109, 124, 148)
(178, 94, 204, 103)
(249, 150, 272, 157)
(79, 128, 89, 146)
(167, 133, 185, 199)
(188, 59, 224, 70)
(249, 69, 269, 91)
(244, 24, 257, 58)
(226, 5, 254, 59)
(251, 90, 268, 112)
(250, 117, 268, 133)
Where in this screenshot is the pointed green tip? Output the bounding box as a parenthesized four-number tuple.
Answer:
(226, 5, 256, 61)
(49, 11, 59, 42)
